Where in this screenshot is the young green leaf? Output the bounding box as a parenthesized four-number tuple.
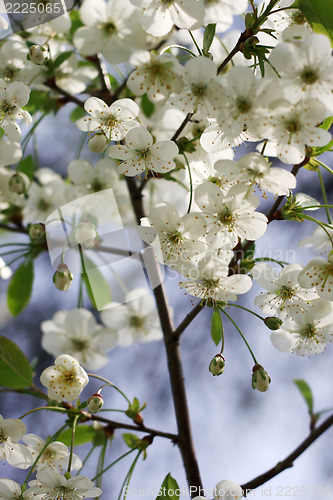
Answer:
(156, 473, 180, 500)
(7, 260, 34, 316)
(122, 433, 141, 449)
(211, 309, 223, 346)
(141, 94, 155, 118)
(203, 23, 216, 55)
(83, 257, 112, 311)
(57, 425, 97, 446)
(52, 51, 74, 69)
(294, 379, 314, 414)
(17, 155, 34, 182)
(0, 336, 33, 388)
(70, 106, 87, 122)
(291, 0, 333, 44)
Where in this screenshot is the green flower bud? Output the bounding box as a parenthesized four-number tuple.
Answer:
(53, 263, 73, 292)
(252, 364, 271, 392)
(88, 133, 108, 154)
(209, 354, 225, 376)
(29, 223, 45, 241)
(8, 172, 30, 194)
(87, 393, 104, 413)
(264, 316, 283, 330)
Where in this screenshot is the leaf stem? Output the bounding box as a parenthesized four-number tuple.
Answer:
(220, 308, 258, 364)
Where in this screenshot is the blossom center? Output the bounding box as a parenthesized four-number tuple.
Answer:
(105, 114, 120, 129)
(129, 315, 145, 328)
(191, 84, 207, 98)
(0, 101, 15, 115)
(137, 148, 151, 160)
(236, 97, 252, 114)
(208, 176, 223, 187)
(301, 323, 319, 343)
(99, 21, 117, 34)
(217, 208, 235, 227)
(70, 338, 89, 351)
(0, 429, 7, 444)
(284, 118, 302, 134)
(202, 277, 220, 289)
(167, 230, 183, 245)
(300, 68, 318, 85)
(37, 198, 52, 211)
(291, 10, 307, 25)
(160, 0, 173, 5)
(91, 178, 104, 192)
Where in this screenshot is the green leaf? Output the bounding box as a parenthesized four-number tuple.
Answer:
(141, 94, 155, 118)
(70, 106, 87, 122)
(211, 309, 222, 346)
(203, 23, 216, 55)
(52, 51, 73, 69)
(17, 155, 34, 181)
(69, 9, 84, 37)
(311, 140, 333, 157)
(156, 473, 180, 500)
(291, 0, 333, 44)
(24, 90, 58, 115)
(122, 433, 140, 449)
(0, 336, 33, 388)
(57, 425, 97, 446)
(7, 260, 34, 316)
(294, 379, 314, 413)
(83, 257, 112, 311)
(320, 116, 333, 131)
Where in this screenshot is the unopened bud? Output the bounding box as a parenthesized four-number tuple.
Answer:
(264, 316, 283, 330)
(72, 220, 97, 248)
(29, 223, 45, 240)
(29, 45, 49, 65)
(88, 133, 108, 154)
(8, 172, 30, 194)
(209, 354, 225, 376)
(87, 393, 104, 413)
(53, 263, 73, 292)
(252, 364, 271, 392)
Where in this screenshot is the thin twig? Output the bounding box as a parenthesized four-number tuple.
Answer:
(172, 302, 203, 338)
(241, 413, 333, 493)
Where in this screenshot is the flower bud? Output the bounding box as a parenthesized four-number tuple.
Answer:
(88, 133, 108, 154)
(29, 223, 45, 241)
(209, 354, 225, 376)
(214, 479, 243, 500)
(53, 263, 73, 292)
(252, 364, 271, 392)
(72, 220, 97, 248)
(29, 45, 49, 65)
(264, 316, 283, 330)
(8, 172, 30, 194)
(87, 393, 104, 413)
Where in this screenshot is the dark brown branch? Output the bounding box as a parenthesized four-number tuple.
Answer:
(0, 223, 27, 234)
(125, 177, 203, 497)
(241, 413, 333, 493)
(172, 302, 203, 338)
(217, 28, 254, 75)
(171, 112, 194, 143)
(46, 79, 85, 108)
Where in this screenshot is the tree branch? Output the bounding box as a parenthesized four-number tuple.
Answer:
(172, 302, 203, 339)
(241, 413, 333, 493)
(125, 176, 203, 496)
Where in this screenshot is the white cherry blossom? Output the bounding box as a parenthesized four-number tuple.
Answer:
(23, 434, 82, 472)
(41, 309, 117, 370)
(101, 289, 163, 346)
(138, 202, 207, 266)
(195, 183, 268, 249)
(130, 0, 204, 36)
(269, 33, 333, 113)
(214, 153, 297, 196)
(40, 355, 89, 402)
(256, 98, 331, 164)
(253, 262, 319, 316)
(214, 479, 243, 499)
(0, 79, 31, 142)
(128, 51, 184, 104)
(24, 469, 102, 500)
(178, 254, 252, 303)
(74, 0, 146, 64)
(270, 299, 333, 356)
(0, 414, 34, 469)
(108, 126, 178, 177)
(204, 0, 248, 32)
(299, 226, 333, 255)
(170, 56, 224, 119)
(76, 97, 140, 142)
(298, 253, 333, 301)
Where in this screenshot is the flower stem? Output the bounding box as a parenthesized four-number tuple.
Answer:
(220, 309, 258, 364)
(226, 303, 265, 322)
(118, 450, 142, 500)
(183, 152, 193, 214)
(92, 449, 135, 482)
(67, 414, 80, 473)
(87, 373, 131, 404)
(188, 31, 202, 55)
(19, 406, 68, 419)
